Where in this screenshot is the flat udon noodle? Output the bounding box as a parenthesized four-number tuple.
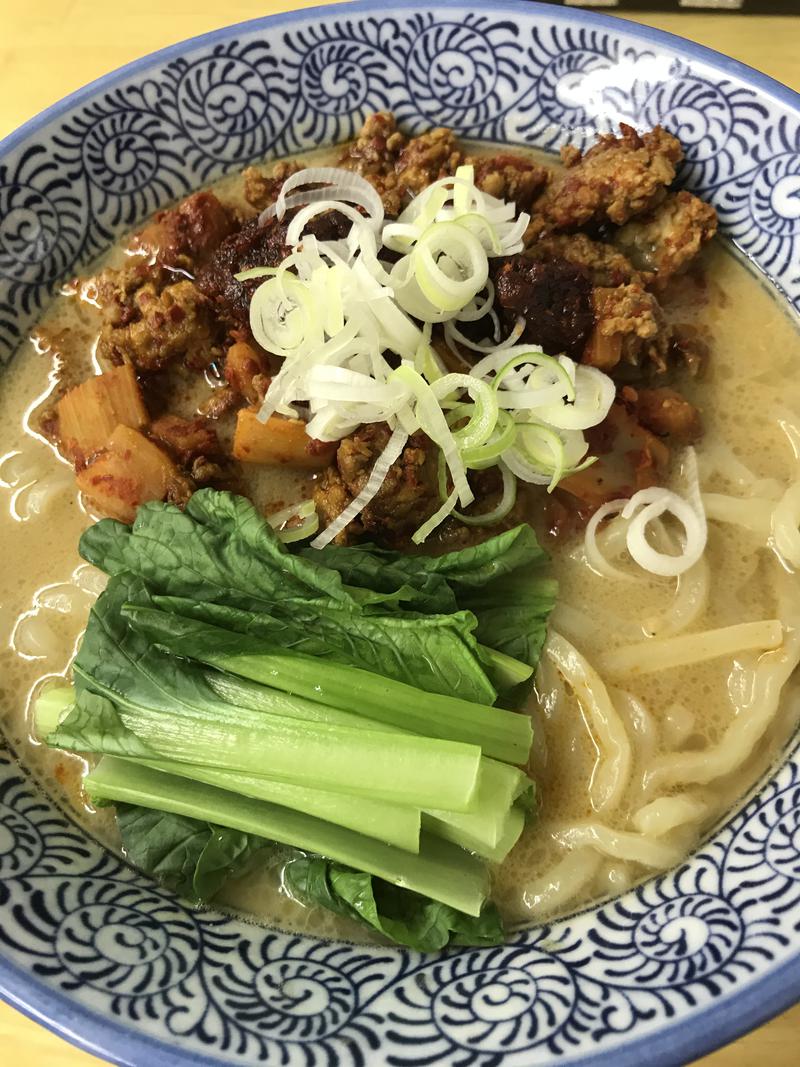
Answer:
(598, 618, 783, 677)
(650, 621, 800, 790)
(641, 553, 710, 639)
(519, 847, 603, 917)
(517, 434, 800, 915)
(11, 564, 105, 663)
(545, 632, 632, 813)
(549, 821, 690, 868)
(0, 448, 73, 522)
(611, 687, 658, 808)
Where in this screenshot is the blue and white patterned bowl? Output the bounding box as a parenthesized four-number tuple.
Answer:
(2, 3, 800, 1063)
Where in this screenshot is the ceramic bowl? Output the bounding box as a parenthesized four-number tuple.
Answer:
(1, 3, 800, 1064)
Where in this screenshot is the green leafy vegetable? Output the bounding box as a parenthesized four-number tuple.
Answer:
(56, 576, 481, 812)
(284, 856, 505, 950)
(116, 805, 266, 902)
(304, 522, 557, 699)
(86, 757, 490, 916)
(79, 492, 497, 704)
(40, 489, 558, 947)
(122, 603, 532, 764)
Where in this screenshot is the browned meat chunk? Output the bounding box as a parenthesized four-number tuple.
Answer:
(315, 466, 363, 543)
(466, 153, 550, 211)
(494, 254, 594, 359)
(615, 191, 718, 289)
(531, 233, 642, 288)
(242, 161, 304, 212)
(339, 111, 407, 215)
(224, 340, 271, 404)
(621, 385, 703, 442)
(587, 283, 670, 372)
(531, 124, 682, 234)
(196, 212, 350, 328)
(314, 424, 439, 544)
(149, 414, 221, 465)
(94, 259, 171, 330)
(131, 192, 234, 268)
(395, 127, 463, 196)
(98, 280, 219, 373)
(198, 386, 240, 420)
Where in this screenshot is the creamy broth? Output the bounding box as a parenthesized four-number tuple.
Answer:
(3, 143, 800, 941)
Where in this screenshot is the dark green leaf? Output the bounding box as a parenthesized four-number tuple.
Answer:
(126, 594, 496, 705)
(284, 855, 505, 951)
(80, 490, 354, 613)
(116, 805, 267, 903)
(303, 543, 458, 614)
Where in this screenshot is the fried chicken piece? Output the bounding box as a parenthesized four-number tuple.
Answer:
(465, 152, 550, 212)
(531, 124, 683, 234)
(242, 161, 304, 212)
(621, 385, 703, 443)
(338, 111, 408, 215)
(587, 283, 670, 372)
(615, 191, 718, 289)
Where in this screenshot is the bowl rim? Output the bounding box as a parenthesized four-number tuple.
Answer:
(1, 0, 799, 158)
(2, 3, 800, 1065)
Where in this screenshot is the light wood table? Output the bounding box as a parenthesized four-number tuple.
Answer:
(1, 3, 799, 1065)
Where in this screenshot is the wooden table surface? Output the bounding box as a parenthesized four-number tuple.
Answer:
(1, 3, 799, 1064)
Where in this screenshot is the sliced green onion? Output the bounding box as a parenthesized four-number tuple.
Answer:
(412, 487, 459, 545)
(431, 374, 498, 452)
(505, 423, 595, 492)
(493, 352, 576, 407)
(234, 266, 278, 282)
(267, 499, 316, 528)
(460, 410, 517, 470)
(456, 213, 502, 254)
(454, 463, 517, 527)
(391, 364, 473, 507)
(534, 364, 615, 431)
(414, 223, 488, 312)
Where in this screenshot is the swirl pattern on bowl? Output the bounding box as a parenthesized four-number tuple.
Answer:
(1, 5, 800, 1065)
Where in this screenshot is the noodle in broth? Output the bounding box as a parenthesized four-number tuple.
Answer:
(2, 143, 800, 938)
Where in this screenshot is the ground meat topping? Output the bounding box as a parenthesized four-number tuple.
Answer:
(621, 385, 703, 443)
(338, 111, 408, 215)
(242, 161, 304, 212)
(494, 254, 594, 360)
(196, 211, 351, 328)
(588, 283, 670, 372)
(395, 127, 463, 196)
(98, 280, 220, 373)
(314, 423, 439, 544)
(614, 191, 718, 289)
(466, 153, 550, 212)
(531, 233, 642, 288)
(149, 414, 221, 465)
(531, 124, 683, 234)
(130, 192, 234, 269)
